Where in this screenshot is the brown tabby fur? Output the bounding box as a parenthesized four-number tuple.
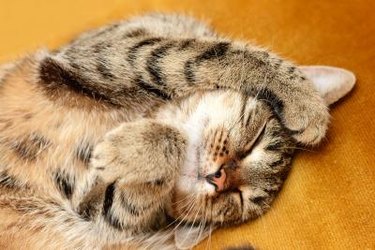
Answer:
(0, 13, 329, 249)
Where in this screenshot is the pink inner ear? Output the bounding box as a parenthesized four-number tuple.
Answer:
(298, 65, 356, 106)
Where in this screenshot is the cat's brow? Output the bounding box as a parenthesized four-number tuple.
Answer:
(238, 120, 267, 159)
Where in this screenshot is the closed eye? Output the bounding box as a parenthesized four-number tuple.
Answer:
(238, 121, 267, 159)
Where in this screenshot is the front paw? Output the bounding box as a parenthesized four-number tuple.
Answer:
(91, 120, 186, 184)
(283, 95, 329, 145)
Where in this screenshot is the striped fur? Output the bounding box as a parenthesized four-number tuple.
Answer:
(0, 13, 329, 249)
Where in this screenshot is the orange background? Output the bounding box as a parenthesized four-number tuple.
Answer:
(1, 0, 374, 249)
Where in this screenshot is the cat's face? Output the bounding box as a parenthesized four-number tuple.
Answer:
(158, 90, 295, 227)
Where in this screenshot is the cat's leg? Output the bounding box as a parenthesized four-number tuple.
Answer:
(123, 13, 218, 39)
(39, 15, 328, 145)
(77, 119, 186, 234)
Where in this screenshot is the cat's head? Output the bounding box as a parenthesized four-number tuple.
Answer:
(156, 66, 355, 249)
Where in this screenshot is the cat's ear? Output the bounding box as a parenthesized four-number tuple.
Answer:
(298, 66, 356, 105)
(174, 225, 215, 249)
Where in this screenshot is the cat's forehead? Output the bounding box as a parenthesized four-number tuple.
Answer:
(193, 90, 259, 124)
(194, 91, 272, 140)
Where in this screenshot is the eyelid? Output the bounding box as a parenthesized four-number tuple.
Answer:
(238, 121, 267, 159)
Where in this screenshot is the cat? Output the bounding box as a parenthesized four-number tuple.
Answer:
(0, 13, 355, 249)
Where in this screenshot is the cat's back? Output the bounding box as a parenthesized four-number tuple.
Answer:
(0, 13, 215, 191)
(0, 53, 131, 195)
(0, 12, 215, 208)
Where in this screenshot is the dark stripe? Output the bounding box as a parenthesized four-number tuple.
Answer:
(120, 193, 140, 216)
(102, 182, 126, 230)
(122, 28, 148, 38)
(146, 43, 174, 86)
(0, 171, 19, 189)
(54, 171, 75, 199)
(287, 66, 297, 80)
(184, 59, 196, 84)
(246, 87, 284, 123)
(78, 202, 97, 221)
(10, 133, 50, 161)
(265, 141, 284, 151)
(183, 42, 230, 85)
(269, 158, 284, 168)
(250, 195, 266, 205)
(39, 57, 117, 105)
(93, 42, 110, 54)
(103, 182, 116, 216)
(153, 179, 165, 186)
(135, 77, 171, 100)
(75, 142, 93, 165)
(179, 39, 196, 50)
(196, 42, 230, 62)
(273, 58, 283, 70)
(127, 38, 162, 65)
(77, 179, 103, 220)
(288, 66, 296, 74)
(268, 126, 282, 137)
(93, 42, 116, 80)
(235, 189, 244, 213)
(104, 212, 124, 230)
(97, 60, 115, 80)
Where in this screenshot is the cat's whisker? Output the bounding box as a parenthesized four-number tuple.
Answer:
(167, 202, 195, 229)
(165, 201, 199, 230)
(180, 197, 202, 246)
(278, 146, 316, 153)
(205, 195, 214, 250)
(172, 193, 199, 231)
(171, 192, 196, 206)
(195, 196, 208, 246)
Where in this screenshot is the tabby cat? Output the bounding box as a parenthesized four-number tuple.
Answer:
(0, 13, 355, 249)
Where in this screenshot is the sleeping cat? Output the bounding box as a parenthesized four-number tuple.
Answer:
(0, 13, 355, 249)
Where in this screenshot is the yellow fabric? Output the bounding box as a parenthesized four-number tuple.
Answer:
(1, 0, 374, 249)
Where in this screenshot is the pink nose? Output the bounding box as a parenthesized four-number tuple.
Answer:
(206, 169, 226, 192)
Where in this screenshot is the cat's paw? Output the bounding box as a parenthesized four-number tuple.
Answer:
(91, 119, 186, 184)
(286, 65, 356, 145)
(282, 96, 330, 145)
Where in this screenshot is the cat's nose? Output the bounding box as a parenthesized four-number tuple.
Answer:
(206, 168, 226, 192)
